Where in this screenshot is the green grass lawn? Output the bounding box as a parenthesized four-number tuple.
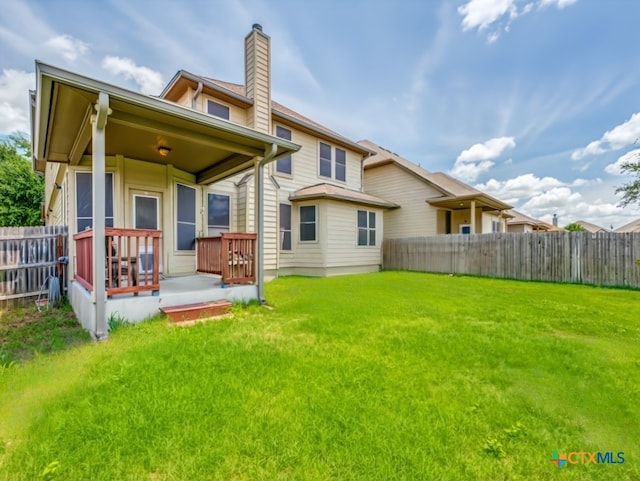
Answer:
(0, 271, 638, 480)
(0, 300, 91, 366)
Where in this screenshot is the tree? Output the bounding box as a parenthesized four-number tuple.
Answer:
(564, 222, 586, 232)
(615, 152, 640, 207)
(0, 135, 44, 227)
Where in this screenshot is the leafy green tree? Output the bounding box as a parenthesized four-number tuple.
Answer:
(615, 152, 640, 207)
(564, 222, 587, 232)
(0, 135, 44, 226)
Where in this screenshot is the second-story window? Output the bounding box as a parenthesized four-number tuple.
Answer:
(319, 142, 332, 178)
(319, 142, 346, 181)
(275, 126, 292, 175)
(207, 100, 230, 120)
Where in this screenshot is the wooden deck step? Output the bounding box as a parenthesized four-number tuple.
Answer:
(160, 300, 232, 323)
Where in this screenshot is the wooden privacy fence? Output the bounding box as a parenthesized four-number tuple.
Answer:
(383, 232, 640, 289)
(0, 226, 68, 305)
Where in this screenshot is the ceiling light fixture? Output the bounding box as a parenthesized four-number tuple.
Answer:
(157, 146, 171, 157)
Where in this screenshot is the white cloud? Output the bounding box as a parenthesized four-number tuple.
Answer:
(605, 149, 640, 175)
(451, 136, 515, 182)
(458, 0, 578, 41)
(539, 0, 578, 8)
(451, 159, 496, 182)
(477, 172, 627, 229)
(458, 0, 517, 31)
(572, 112, 640, 159)
(43, 34, 89, 62)
(457, 136, 516, 162)
(0, 69, 34, 135)
(101, 56, 164, 95)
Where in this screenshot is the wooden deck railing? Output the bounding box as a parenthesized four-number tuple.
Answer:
(196, 233, 256, 285)
(73, 228, 161, 296)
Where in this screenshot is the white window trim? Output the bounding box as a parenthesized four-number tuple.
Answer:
(460, 224, 472, 234)
(299, 204, 318, 243)
(357, 209, 377, 247)
(274, 125, 294, 178)
(207, 192, 231, 235)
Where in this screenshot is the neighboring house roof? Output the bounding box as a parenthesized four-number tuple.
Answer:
(32, 62, 300, 185)
(360, 139, 512, 211)
(575, 220, 609, 233)
(289, 183, 399, 209)
(161, 71, 372, 157)
(506, 209, 552, 231)
(615, 218, 640, 233)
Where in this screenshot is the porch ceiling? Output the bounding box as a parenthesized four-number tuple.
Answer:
(33, 62, 300, 184)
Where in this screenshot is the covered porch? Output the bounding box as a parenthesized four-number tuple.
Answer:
(32, 62, 300, 338)
(429, 194, 512, 234)
(70, 227, 257, 327)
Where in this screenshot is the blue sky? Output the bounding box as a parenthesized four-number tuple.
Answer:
(1, 0, 640, 229)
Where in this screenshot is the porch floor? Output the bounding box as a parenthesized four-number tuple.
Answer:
(70, 274, 258, 331)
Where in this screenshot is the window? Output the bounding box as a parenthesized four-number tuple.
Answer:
(280, 204, 292, 250)
(299, 205, 317, 242)
(207, 193, 230, 236)
(319, 142, 346, 181)
(357, 210, 376, 246)
(335, 148, 346, 181)
(207, 100, 230, 120)
(275, 126, 292, 175)
(460, 224, 472, 234)
(492, 220, 500, 233)
(176, 184, 196, 251)
(76, 172, 114, 232)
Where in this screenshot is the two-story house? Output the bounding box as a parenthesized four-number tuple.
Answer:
(159, 25, 396, 278)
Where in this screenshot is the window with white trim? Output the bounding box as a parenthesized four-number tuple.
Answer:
(176, 184, 196, 251)
(319, 142, 346, 181)
(207, 193, 230, 236)
(280, 203, 292, 250)
(299, 205, 317, 242)
(357, 210, 376, 246)
(275, 126, 292, 175)
(76, 172, 114, 232)
(207, 100, 230, 120)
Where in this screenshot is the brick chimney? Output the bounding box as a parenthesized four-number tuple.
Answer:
(245, 24, 271, 134)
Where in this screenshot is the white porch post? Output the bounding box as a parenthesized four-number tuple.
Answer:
(470, 200, 476, 234)
(254, 144, 277, 303)
(91, 92, 111, 340)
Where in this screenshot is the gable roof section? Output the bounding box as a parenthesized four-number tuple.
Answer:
(575, 220, 609, 233)
(289, 183, 399, 209)
(161, 71, 372, 156)
(360, 139, 512, 211)
(33, 62, 300, 185)
(615, 218, 640, 233)
(506, 209, 551, 230)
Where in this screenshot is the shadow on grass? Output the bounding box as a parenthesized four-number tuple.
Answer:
(0, 299, 91, 366)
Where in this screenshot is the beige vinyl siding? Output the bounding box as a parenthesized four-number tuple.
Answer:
(271, 127, 363, 192)
(290, 201, 324, 268)
(245, 30, 271, 133)
(325, 201, 382, 268)
(175, 88, 192, 108)
(364, 164, 440, 238)
(263, 178, 278, 270)
(197, 93, 247, 125)
(508, 224, 529, 233)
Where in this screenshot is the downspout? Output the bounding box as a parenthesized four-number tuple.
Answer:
(255, 142, 278, 303)
(191, 81, 203, 109)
